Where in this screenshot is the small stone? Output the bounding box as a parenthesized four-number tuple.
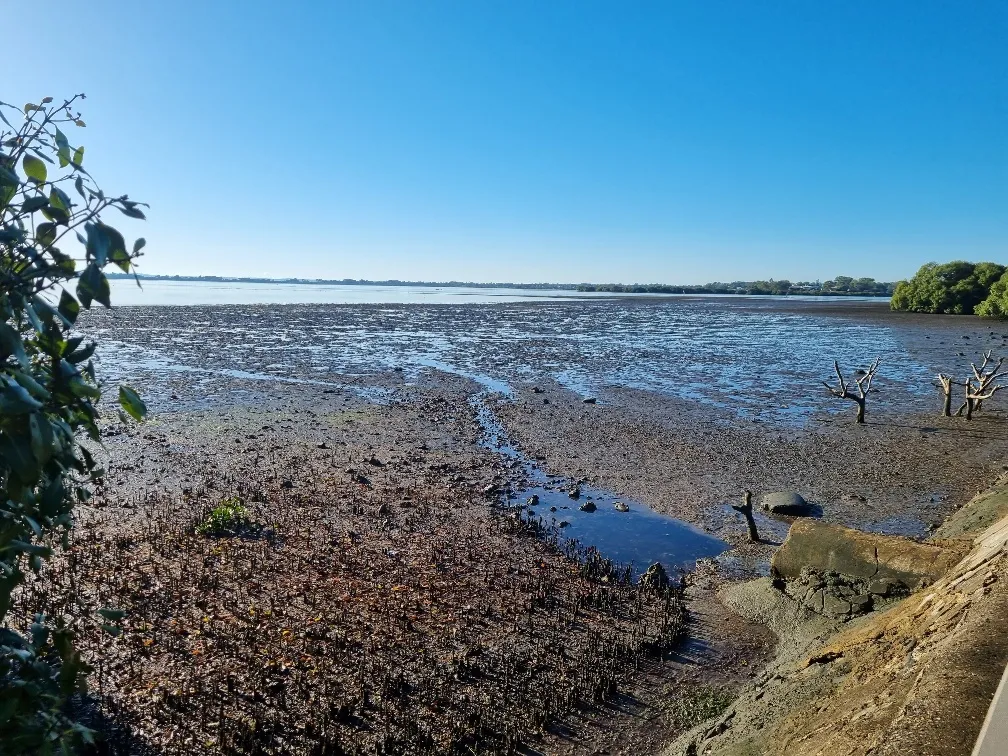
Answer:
(531, 386, 544, 393)
(568, 485, 580, 500)
(850, 594, 873, 614)
(804, 588, 825, 613)
(317, 442, 328, 449)
(579, 501, 597, 513)
(868, 579, 895, 596)
(549, 506, 557, 512)
(614, 502, 630, 512)
(583, 397, 597, 404)
(559, 521, 570, 528)
(526, 494, 539, 506)
(822, 593, 851, 618)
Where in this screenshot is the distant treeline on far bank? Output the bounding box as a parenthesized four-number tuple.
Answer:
(576, 276, 894, 296)
(114, 273, 894, 297)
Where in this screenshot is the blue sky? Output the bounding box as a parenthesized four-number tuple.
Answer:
(5, 1, 1006, 283)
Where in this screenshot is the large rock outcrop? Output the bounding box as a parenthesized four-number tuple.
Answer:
(771, 520, 969, 589)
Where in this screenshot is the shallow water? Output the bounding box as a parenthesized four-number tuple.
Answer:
(87, 297, 1006, 424)
(475, 396, 727, 573)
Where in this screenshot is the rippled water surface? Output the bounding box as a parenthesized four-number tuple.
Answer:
(86, 296, 976, 424)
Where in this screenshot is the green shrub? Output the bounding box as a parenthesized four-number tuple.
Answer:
(1, 95, 146, 753)
(196, 498, 252, 536)
(891, 261, 1007, 315)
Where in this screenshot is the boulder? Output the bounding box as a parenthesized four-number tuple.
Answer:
(772, 521, 970, 588)
(579, 500, 597, 513)
(762, 491, 814, 516)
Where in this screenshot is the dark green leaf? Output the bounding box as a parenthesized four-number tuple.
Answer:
(58, 290, 80, 324)
(36, 221, 57, 246)
(84, 223, 109, 265)
(119, 385, 147, 421)
(0, 379, 43, 413)
(0, 323, 28, 366)
(21, 195, 49, 213)
(66, 341, 96, 364)
(117, 204, 146, 220)
(78, 262, 111, 308)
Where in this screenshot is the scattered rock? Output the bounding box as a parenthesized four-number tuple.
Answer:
(280, 479, 294, 489)
(316, 442, 328, 449)
(762, 491, 814, 517)
(583, 397, 597, 404)
(639, 562, 669, 591)
(559, 520, 570, 528)
(549, 506, 557, 512)
(567, 485, 581, 500)
(579, 501, 597, 513)
(526, 494, 539, 506)
(531, 386, 543, 393)
(614, 502, 630, 512)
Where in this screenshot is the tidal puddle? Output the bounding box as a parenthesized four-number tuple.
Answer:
(474, 395, 727, 575)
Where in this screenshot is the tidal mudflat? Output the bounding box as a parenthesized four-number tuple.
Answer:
(21, 296, 1008, 754)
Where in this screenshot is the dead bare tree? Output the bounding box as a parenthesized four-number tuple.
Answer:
(823, 357, 881, 424)
(731, 489, 759, 542)
(958, 351, 1007, 420)
(936, 373, 957, 417)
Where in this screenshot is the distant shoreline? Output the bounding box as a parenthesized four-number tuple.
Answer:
(108, 273, 894, 298)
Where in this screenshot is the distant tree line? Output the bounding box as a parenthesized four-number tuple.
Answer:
(576, 276, 895, 296)
(107, 273, 579, 290)
(890, 261, 1008, 317)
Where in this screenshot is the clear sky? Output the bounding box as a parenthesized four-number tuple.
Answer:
(5, 1, 1006, 284)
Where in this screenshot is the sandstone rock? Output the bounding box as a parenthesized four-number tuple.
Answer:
(772, 521, 969, 587)
(762, 491, 814, 516)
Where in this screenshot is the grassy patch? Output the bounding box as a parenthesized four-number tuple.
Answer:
(195, 497, 252, 537)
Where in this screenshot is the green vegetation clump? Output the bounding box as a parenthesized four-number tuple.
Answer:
(891, 261, 1007, 315)
(975, 270, 1008, 318)
(0, 95, 146, 753)
(196, 497, 252, 536)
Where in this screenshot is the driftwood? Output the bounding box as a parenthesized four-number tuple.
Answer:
(824, 357, 880, 424)
(936, 374, 956, 417)
(957, 350, 1008, 420)
(731, 489, 759, 542)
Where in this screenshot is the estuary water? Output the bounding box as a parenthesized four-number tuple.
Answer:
(87, 286, 990, 426)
